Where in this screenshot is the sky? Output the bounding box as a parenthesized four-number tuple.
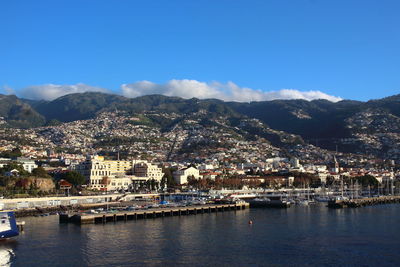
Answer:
(1, 0, 400, 102)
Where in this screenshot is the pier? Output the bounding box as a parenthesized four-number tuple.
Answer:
(328, 196, 400, 208)
(59, 203, 249, 224)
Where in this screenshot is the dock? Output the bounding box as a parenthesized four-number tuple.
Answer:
(59, 203, 250, 224)
(328, 196, 400, 208)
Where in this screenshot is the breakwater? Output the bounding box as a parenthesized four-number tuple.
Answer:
(328, 196, 400, 208)
(60, 203, 250, 224)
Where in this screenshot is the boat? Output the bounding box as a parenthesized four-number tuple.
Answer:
(249, 196, 291, 208)
(296, 199, 310, 205)
(0, 212, 19, 239)
(88, 210, 99, 214)
(314, 196, 331, 203)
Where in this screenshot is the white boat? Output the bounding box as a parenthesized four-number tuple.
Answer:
(296, 199, 310, 205)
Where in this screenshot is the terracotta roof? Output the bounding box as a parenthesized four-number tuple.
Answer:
(59, 179, 73, 187)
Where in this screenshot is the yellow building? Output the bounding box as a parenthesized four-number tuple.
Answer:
(75, 155, 134, 190)
(74, 155, 163, 191)
(133, 160, 164, 181)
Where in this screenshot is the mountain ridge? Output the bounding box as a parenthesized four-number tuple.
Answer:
(2, 92, 400, 158)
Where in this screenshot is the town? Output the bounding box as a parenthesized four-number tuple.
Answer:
(0, 137, 399, 203)
(1, 110, 400, 210)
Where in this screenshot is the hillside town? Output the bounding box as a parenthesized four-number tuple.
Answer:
(1, 110, 400, 199)
(0, 143, 399, 198)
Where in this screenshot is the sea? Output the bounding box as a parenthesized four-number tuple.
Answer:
(1, 204, 400, 267)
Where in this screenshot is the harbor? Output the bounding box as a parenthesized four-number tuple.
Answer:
(4, 190, 400, 219)
(7, 203, 400, 267)
(60, 203, 249, 224)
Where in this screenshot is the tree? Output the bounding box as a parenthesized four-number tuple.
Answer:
(326, 176, 335, 186)
(0, 147, 22, 158)
(162, 168, 176, 188)
(187, 175, 199, 189)
(15, 178, 30, 189)
(149, 179, 158, 191)
(355, 175, 379, 187)
(198, 178, 211, 190)
(145, 180, 151, 191)
(31, 167, 51, 178)
(214, 177, 223, 190)
(0, 162, 29, 176)
(160, 176, 167, 190)
(63, 171, 86, 186)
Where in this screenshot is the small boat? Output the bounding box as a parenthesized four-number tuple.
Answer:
(296, 199, 310, 205)
(88, 210, 99, 214)
(0, 212, 19, 239)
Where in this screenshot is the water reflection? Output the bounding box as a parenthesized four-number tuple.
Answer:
(0, 240, 17, 267)
(8, 206, 400, 266)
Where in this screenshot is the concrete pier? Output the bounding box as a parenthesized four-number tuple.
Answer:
(328, 196, 400, 208)
(60, 203, 249, 225)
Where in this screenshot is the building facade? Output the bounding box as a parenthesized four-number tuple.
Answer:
(133, 161, 163, 181)
(173, 166, 200, 184)
(74, 155, 164, 191)
(16, 158, 38, 173)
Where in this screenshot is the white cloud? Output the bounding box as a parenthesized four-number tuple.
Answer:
(121, 80, 225, 99)
(121, 79, 342, 102)
(18, 83, 108, 100)
(16, 80, 342, 102)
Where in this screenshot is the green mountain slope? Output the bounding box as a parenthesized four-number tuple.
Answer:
(33, 93, 240, 122)
(3, 91, 400, 157)
(227, 99, 364, 140)
(0, 94, 45, 128)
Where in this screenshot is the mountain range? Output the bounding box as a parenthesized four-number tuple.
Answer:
(1, 92, 400, 157)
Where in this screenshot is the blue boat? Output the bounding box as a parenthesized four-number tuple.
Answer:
(0, 212, 19, 239)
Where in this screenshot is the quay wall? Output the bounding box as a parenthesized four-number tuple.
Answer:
(0, 193, 160, 211)
(328, 196, 400, 208)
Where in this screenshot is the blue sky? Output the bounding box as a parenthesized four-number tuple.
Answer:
(1, 0, 399, 101)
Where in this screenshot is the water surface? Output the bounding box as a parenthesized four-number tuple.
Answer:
(3, 204, 400, 266)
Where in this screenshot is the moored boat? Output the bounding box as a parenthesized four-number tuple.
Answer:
(0, 212, 19, 239)
(249, 197, 291, 208)
(314, 196, 331, 203)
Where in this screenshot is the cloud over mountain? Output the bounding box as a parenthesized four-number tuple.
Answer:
(121, 80, 343, 102)
(15, 80, 342, 102)
(18, 83, 108, 100)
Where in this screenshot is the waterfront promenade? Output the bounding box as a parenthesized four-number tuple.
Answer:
(0, 193, 160, 211)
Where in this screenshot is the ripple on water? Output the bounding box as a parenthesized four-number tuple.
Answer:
(9, 205, 400, 267)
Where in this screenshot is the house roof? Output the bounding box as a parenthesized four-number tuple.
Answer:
(59, 179, 73, 187)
